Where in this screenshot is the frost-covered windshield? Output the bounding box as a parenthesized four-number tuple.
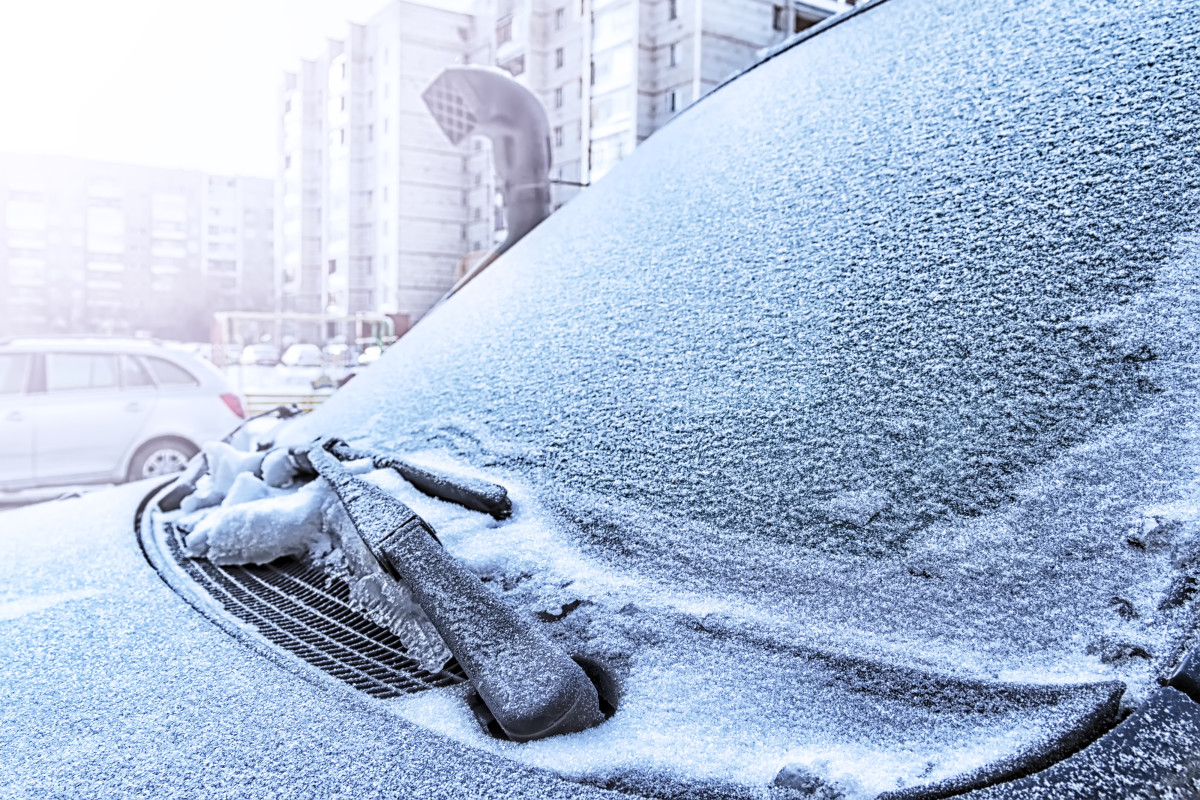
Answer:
(293, 0, 1200, 688)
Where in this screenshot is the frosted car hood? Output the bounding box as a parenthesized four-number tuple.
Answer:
(0, 484, 602, 799)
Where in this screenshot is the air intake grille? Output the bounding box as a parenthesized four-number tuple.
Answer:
(161, 520, 466, 698)
(423, 80, 478, 145)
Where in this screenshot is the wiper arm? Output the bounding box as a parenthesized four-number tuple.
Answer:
(299, 440, 603, 741)
(324, 438, 511, 520)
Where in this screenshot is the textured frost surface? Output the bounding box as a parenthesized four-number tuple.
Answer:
(266, 0, 1200, 792)
(15, 0, 1196, 796)
(0, 488, 608, 800)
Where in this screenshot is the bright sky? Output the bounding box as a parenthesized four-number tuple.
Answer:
(0, 0, 465, 178)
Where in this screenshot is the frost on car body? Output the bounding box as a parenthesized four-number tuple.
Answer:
(6, 0, 1200, 797)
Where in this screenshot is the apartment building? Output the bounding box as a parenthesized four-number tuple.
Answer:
(277, 2, 475, 335)
(0, 153, 273, 341)
(278, 0, 853, 333)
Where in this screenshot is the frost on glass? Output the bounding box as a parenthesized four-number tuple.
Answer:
(181, 0, 1200, 794)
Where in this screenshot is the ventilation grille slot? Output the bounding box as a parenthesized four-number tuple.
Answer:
(162, 520, 466, 698)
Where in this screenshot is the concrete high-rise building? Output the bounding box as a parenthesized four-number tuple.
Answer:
(278, 0, 853, 333)
(277, 2, 475, 336)
(0, 153, 274, 341)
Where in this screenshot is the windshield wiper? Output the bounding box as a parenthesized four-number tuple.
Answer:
(297, 439, 603, 741)
(323, 437, 511, 520)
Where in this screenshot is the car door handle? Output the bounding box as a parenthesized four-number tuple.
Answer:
(5, 411, 22, 422)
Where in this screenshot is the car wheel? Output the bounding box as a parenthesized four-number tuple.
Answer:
(128, 438, 199, 482)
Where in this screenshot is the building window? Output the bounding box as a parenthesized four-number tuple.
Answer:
(473, 207, 482, 221)
(554, 86, 563, 108)
(368, 124, 373, 142)
(555, 8, 565, 29)
(794, 12, 818, 33)
(340, 63, 346, 78)
(669, 90, 678, 113)
(555, 47, 564, 68)
(668, 0, 677, 20)
(497, 17, 513, 44)
(339, 96, 345, 110)
(461, 191, 468, 206)
(339, 128, 345, 144)
(669, 43, 678, 67)
(474, 172, 483, 186)
(461, 224, 467, 240)
(554, 126, 563, 147)
(772, 4, 786, 31)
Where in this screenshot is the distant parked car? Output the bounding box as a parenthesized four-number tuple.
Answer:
(281, 344, 324, 368)
(356, 345, 383, 366)
(0, 338, 245, 488)
(239, 343, 280, 366)
(323, 342, 351, 367)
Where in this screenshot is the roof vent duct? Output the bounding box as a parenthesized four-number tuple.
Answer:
(423, 66, 552, 262)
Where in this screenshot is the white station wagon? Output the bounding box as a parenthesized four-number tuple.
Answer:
(0, 338, 245, 490)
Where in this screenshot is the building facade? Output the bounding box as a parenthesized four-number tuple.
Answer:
(0, 153, 274, 341)
(277, 3, 477, 336)
(278, 0, 853, 334)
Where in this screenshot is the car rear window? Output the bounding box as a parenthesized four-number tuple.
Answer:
(145, 356, 199, 386)
(45, 354, 120, 392)
(0, 354, 30, 395)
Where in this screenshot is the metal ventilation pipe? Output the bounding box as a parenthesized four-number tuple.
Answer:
(422, 66, 552, 259)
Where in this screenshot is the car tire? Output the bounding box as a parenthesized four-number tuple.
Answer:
(127, 438, 199, 482)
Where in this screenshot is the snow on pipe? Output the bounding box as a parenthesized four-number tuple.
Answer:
(296, 441, 604, 741)
(422, 66, 552, 258)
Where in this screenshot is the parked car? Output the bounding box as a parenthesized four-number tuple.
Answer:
(239, 343, 280, 366)
(3, 1, 1200, 798)
(323, 342, 352, 367)
(0, 338, 245, 489)
(280, 343, 324, 368)
(357, 345, 384, 365)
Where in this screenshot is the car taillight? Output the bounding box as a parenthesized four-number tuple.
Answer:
(220, 393, 245, 419)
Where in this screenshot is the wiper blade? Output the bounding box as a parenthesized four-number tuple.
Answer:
(299, 439, 603, 741)
(325, 437, 512, 520)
